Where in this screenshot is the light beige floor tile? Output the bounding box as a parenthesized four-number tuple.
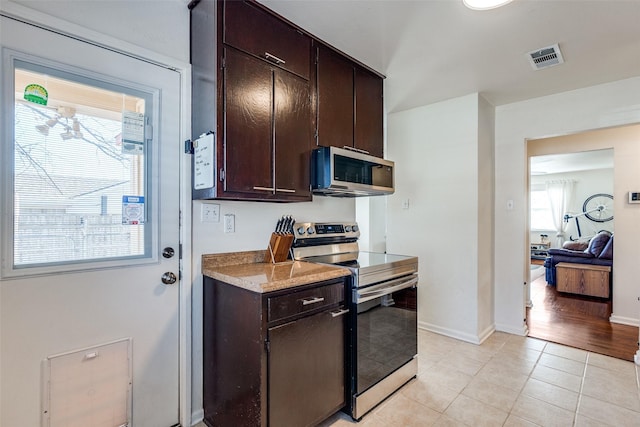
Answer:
(401, 376, 460, 413)
(521, 378, 579, 412)
(538, 352, 586, 376)
(486, 352, 537, 376)
(433, 414, 470, 427)
(498, 345, 543, 363)
(374, 393, 441, 427)
(455, 341, 496, 363)
(577, 395, 640, 426)
(587, 352, 638, 376)
(420, 365, 473, 394)
(443, 394, 509, 427)
(511, 394, 576, 427)
(434, 352, 486, 376)
(574, 414, 616, 427)
(475, 363, 529, 392)
(530, 364, 583, 392)
(503, 414, 541, 427)
(544, 342, 588, 362)
(581, 367, 640, 412)
(461, 377, 520, 412)
(584, 363, 638, 389)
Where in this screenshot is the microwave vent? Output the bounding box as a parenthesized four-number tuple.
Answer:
(527, 43, 564, 70)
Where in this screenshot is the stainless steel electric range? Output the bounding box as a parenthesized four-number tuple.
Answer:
(291, 222, 418, 420)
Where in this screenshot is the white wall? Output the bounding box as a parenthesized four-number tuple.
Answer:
(495, 77, 640, 335)
(530, 167, 614, 246)
(386, 93, 495, 343)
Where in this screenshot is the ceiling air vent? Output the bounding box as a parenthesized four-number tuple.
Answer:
(527, 43, 564, 70)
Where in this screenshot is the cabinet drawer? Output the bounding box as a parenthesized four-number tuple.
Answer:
(268, 281, 344, 323)
(223, 0, 311, 79)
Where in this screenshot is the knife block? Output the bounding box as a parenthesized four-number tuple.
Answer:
(264, 233, 294, 263)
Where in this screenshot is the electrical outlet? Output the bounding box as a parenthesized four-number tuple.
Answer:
(224, 214, 235, 233)
(201, 203, 220, 222)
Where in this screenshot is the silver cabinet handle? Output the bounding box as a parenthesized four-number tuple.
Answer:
(265, 52, 286, 65)
(301, 296, 325, 306)
(253, 186, 275, 192)
(330, 308, 349, 317)
(276, 188, 296, 193)
(356, 276, 418, 304)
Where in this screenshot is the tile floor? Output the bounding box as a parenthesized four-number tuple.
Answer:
(197, 329, 640, 427)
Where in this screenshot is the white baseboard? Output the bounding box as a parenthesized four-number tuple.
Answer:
(609, 314, 640, 327)
(635, 350, 640, 366)
(419, 321, 491, 345)
(477, 324, 496, 344)
(191, 408, 204, 426)
(495, 322, 528, 337)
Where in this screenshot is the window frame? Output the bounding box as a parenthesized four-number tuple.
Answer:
(1, 49, 161, 278)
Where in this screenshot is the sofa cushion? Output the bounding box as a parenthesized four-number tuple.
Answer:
(584, 231, 612, 258)
(548, 248, 594, 259)
(563, 241, 589, 251)
(598, 235, 614, 259)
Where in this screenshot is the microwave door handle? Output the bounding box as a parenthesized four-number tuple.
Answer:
(356, 277, 418, 304)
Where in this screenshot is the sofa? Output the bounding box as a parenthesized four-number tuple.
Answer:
(544, 231, 613, 285)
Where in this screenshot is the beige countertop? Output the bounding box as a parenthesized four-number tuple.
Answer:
(202, 250, 351, 293)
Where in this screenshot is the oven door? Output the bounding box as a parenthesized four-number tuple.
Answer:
(353, 274, 418, 395)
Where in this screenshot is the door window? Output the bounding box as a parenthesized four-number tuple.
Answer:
(4, 60, 154, 274)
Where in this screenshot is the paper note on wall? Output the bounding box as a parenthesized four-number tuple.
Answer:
(194, 133, 214, 190)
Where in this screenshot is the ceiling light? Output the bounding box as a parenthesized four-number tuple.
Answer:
(463, 0, 513, 10)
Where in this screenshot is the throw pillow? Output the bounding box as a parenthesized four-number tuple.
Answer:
(598, 234, 614, 259)
(584, 231, 612, 258)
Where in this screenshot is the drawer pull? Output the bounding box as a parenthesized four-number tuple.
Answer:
(276, 188, 296, 193)
(253, 186, 275, 192)
(330, 308, 349, 318)
(301, 296, 325, 306)
(264, 52, 286, 65)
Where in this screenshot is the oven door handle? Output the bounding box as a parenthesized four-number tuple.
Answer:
(355, 276, 418, 304)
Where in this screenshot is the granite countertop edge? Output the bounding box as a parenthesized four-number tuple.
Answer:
(202, 250, 351, 293)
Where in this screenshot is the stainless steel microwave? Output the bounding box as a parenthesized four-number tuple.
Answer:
(311, 146, 395, 197)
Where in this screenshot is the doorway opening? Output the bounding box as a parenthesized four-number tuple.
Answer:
(525, 136, 638, 361)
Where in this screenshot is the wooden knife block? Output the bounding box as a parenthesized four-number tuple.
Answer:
(264, 233, 294, 263)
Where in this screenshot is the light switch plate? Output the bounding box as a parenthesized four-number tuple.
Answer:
(629, 192, 640, 204)
(201, 203, 220, 222)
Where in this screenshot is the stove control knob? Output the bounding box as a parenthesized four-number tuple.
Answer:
(307, 227, 315, 234)
(352, 225, 359, 232)
(297, 226, 306, 235)
(345, 225, 352, 232)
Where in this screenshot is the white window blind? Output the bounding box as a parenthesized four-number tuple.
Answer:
(12, 65, 149, 268)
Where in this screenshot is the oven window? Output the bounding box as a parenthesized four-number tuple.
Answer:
(356, 286, 417, 394)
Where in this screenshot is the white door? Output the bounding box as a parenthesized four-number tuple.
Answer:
(1, 17, 181, 427)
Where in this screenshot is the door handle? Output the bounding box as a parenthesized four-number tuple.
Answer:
(330, 308, 349, 317)
(161, 272, 177, 285)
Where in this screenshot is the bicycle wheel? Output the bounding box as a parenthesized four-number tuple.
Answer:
(582, 193, 613, 222)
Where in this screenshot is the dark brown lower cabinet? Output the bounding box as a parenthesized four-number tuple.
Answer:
(203, 277, 347, 427)
(269, 309, 345, 427)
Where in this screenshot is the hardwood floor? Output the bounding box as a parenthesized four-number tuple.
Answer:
(527, 274, 639, 361)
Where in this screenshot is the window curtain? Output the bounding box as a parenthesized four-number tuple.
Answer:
(546, 180, 576, 247)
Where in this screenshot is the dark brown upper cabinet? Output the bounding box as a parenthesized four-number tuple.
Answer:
(315, 43, 384, 158)
(223, 0, 310, 80)
(190, 0, 383, 201)
(191, 0, 312, 201)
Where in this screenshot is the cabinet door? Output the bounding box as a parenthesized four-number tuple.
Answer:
(274, 70, 312, 200)
(224, 0, 311, 79)
(316, 45, 354, 149)
(269, 309, 346, 427)
(355, 67, 384, 157)
(223, 47, 273, 196)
